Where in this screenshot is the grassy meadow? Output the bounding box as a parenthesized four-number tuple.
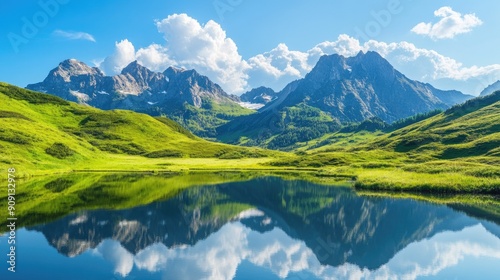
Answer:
(0, 83, 286, 177)
(0, 82, 499, 193)
(268, 92, 500, 192)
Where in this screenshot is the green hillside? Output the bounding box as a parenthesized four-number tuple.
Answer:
(1, 82, 498, 193)
(271, 92, 500, 192)
(0, 83, 276, 177)
(146, 98, 255, 138)
(367, 92, 500, 158)
(217, 102, 340, 149)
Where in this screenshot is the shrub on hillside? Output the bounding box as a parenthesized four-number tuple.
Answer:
(45, 142, 75, 159)
(145, 149, 183, 158)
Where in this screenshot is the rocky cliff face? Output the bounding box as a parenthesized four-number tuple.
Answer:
(217, 51, 472, 148)
(239, 86, 278, 104)
(27, 59, 238, 109)
(277, 51, 471, 123)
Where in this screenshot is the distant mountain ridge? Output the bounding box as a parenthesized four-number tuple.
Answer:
(239, 86, 278, 107)
(27, 52, 473, 145)
(217, 51, 473, 148)
(480, 80, 500, 96)
(272, 51, 471, 122)
(27, 59, 252, 137)
(31, 177, 488, 270)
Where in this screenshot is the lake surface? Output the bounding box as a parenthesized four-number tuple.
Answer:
(1, 175, 500, 279)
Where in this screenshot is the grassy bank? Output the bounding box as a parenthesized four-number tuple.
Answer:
(0, 171, 351, 230)
(1, 171, 498, 235)
(0, 82, 285, 178)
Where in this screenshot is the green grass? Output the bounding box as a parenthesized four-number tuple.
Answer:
(150, 99, 255, 138)
(217, 102, 340, 149)
(45, 142, 75, 159)
(0, 172, 262, 229)
(0, 82, 499, 194)
(270, 92, 500, 193)
(0, 83, 283, 177)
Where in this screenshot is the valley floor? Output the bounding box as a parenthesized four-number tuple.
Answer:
(1, 83, 498, 194)
(4, 152, 499, 194)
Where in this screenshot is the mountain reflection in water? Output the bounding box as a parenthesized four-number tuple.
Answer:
(3, 176, 500, 279)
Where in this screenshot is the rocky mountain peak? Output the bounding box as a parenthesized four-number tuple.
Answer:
(121, 60, 150, 76)
(306, 54, 349, 85)
(301, 51, 401, 95)
(48, 59, 102, 83)
(120, 61, 166, 91)
(164, 66, 186, 80)
(219, 51, 472, 147)
(26, 58, 250, 137)
(348, 51, 395, 80)
(167, 68, 222, 93)
(240, 86, 278, 104)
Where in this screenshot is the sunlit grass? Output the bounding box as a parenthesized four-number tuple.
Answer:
(1, 83, 499, 194)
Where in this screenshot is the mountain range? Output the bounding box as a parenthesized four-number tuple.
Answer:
(30, 177, 495, 270)
(239, 86, 279, 108)
(0, 82, 270, 175)
(480, 80, 500, 96)
(27, 51, 473, 147)
(27, 59, 252, 137)
(217, 51, 473, 148)
(1, 81, 497, 189)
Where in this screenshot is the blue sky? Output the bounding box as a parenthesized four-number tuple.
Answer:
(1, 0, 499, 95)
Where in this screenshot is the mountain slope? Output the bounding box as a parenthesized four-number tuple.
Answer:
(305, 92, 500, 161)
(239, 86, 278, 109)
(0, 83, 270, 176)
(369, 91, 500, 159)
(218, 51, 472, 149)
(27, 60, 254, 137)
(275, 92, 500, 191)
(480, 80, 500, 96)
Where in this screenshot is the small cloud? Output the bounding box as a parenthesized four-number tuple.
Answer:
(53, 30, 96, 42)
(411, 7, 482, 40)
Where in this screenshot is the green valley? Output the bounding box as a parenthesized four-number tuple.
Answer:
(275, 92, 500, 192)
(0, 82, 499, 193)
(0, 83, 280, 177)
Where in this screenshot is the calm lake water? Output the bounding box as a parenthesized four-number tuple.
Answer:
(1, 175, 500, 279)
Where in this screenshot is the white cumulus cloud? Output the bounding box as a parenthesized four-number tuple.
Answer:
(135, 44, 176, 72)
(99, 14, 249, 93)
(100, 39, 136, 75)
(411, 7, 483, 40)
(363, 39, 500, 83)
(94, 239, 134, 277)
(91, 221, 500, 280)
(247, 43, 311, 90)
(154, 13, 250, 94)
(53, 30, 96, 42)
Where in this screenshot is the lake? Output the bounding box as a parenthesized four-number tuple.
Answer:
(1, 174, 499, 279)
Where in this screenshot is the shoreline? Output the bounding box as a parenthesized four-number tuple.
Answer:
(3, 166, 499, 194)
